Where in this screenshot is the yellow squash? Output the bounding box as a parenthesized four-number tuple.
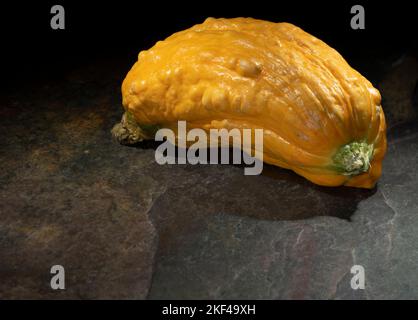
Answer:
(114, 17, 387, 188)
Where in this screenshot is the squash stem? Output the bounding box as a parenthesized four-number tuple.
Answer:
(111, 112, 159, 145)
(332, 141, 374, 176)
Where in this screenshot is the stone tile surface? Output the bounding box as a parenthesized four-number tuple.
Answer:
(0, 52, 417, 299)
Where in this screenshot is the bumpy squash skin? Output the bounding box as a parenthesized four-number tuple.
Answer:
(119, 17, 387, 188)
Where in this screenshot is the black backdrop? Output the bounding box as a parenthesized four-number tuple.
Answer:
(1, 0, 417, 88)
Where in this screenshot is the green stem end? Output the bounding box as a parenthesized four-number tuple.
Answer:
(111, 111, 159, 145)
(332, 141, 374, 176)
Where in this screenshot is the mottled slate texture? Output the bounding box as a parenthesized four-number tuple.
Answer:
(0, 52, 417, 299)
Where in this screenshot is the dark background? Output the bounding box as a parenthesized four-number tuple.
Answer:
(0, 0, 417, 89)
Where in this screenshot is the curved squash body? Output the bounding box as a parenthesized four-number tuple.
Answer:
(120, 17, 387, 188)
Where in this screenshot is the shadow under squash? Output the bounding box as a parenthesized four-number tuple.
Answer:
(127, 141, 376, 222)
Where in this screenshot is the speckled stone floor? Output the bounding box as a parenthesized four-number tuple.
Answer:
(0, 51, 417, 299)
